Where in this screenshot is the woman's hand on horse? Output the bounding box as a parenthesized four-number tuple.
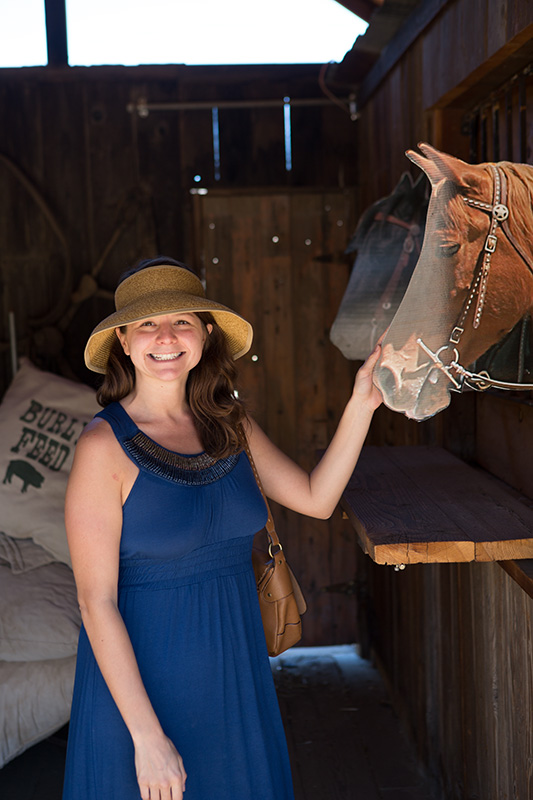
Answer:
(134, 732, 187, 800)
(352, 340, 384, 412)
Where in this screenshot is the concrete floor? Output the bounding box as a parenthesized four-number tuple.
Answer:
(0, 646, 436, 800)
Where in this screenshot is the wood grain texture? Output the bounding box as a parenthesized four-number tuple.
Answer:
(195, 189, 359, 645)
(273, 646, 437, 800)
(0, 65, 357, 396)
(342, 446, 533, 564)
(476, 393, 533, 499)
(499, 559, 533, 598)
(356, 549, 533, 800)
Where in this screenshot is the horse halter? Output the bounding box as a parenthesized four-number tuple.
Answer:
(416, 163, 533, 393)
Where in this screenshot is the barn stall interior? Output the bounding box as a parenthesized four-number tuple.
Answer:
(0, 0, 532, 798)
(337, 2, 533, 800)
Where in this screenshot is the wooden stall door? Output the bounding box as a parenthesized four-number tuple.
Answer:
(193, 189, 358, 645)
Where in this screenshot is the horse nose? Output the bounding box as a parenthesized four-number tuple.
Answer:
(414, 368, 454, 420)
(374, 363, 402, 397)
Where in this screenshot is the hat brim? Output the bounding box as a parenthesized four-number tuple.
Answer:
(84, 289, 253, 373)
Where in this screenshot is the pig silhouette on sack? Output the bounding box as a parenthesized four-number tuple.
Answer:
(3, 460, 45, 493)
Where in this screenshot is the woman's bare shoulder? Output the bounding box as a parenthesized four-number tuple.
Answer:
(68, 415, 135, 502)
(78, 416, 114, 444)
(75, 416, 124, 464)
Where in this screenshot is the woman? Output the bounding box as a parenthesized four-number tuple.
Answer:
(62, 257, 382, 800)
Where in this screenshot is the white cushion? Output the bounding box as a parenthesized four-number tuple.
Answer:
(0, 532, 57, 573)
(0, 561, 80, 661)
(0, 656, 76, 768)
(0, 358, 98, 564)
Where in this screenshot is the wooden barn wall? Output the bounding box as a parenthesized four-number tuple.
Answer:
(352, 1, 533, 798)
(0, 64, 360, 645)
(357, 0, 533, 209)
(0, 65, 357, 391)
(356, 551, 533, 800)
(194, 189, 358, 645)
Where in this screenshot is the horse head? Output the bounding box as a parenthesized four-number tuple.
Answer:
(373, 143, 533, 420)
(330, 171, 428, 360)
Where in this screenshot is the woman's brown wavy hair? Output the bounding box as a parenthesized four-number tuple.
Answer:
(96, 258, 247, 459)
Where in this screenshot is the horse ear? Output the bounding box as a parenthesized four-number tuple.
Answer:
(405, 145, 443, 185)
(394, 171, 414, 193)
(410, 142, 485, 195)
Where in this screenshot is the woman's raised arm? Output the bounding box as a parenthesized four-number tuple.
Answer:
(246, 343, 383, 520)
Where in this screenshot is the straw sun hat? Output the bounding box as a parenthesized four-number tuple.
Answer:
(84, 265, 253, 373)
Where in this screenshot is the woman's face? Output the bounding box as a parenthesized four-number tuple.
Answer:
(116, 312, 212, 383)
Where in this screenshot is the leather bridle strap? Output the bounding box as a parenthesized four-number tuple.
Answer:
(374, 212, 417, 232)
(500, 169, 533, 275)
(416, 163, 533, 392)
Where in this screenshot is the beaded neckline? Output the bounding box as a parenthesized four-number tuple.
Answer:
(122, 426, 239, 486)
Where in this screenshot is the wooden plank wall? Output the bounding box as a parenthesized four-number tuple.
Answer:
(0, 64, 357, 393)
(355, 551, 533, 800)
(351, 1, 533, 797)
(0, 64, 360, 644)
(194, 189, 358, 645)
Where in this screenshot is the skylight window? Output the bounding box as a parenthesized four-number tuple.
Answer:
(66, 0, 366, 66)
(0, 0, 47, 67)
(0, 0, 367, 68)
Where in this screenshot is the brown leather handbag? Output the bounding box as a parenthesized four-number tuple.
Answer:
(244, 441, 307, 657)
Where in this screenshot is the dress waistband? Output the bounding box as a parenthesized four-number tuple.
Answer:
(118, 536, 254, 591)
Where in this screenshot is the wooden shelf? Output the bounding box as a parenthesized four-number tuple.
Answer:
(341, 446, 533, 565)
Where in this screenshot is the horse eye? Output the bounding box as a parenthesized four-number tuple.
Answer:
(440, 243, 460, 257)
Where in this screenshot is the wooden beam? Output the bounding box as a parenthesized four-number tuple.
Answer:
(333, 0, 383, 23)
(44, 0, 68, 67)
(341, 446, 533, 565)
(431, 24, 533, 109)
(499, 560, 533, 599)
(357, 0, 451, 107)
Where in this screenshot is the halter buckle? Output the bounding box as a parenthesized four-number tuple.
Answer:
(449, 326, 464, 345)
(485, 234, 497, 253)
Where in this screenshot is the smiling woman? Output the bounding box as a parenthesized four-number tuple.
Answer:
(62, 254, 382, 800)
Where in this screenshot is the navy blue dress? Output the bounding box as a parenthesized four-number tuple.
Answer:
(62, 402, 294, 800)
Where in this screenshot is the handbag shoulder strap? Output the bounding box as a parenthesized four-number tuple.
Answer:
(242, 437, 281, 549)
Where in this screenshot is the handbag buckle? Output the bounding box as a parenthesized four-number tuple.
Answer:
(268, 541, 283, 558)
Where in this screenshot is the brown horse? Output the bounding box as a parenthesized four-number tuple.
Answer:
(373, 143, 533, 420)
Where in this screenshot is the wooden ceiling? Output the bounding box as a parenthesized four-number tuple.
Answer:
(334, 0, 384, 23)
